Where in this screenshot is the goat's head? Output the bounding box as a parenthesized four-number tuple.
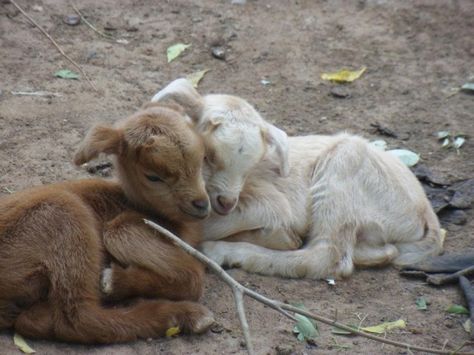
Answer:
(74, 103, 210, 221)
(151, 79, 289, 215)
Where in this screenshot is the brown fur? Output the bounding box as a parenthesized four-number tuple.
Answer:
(0, 104, 213, 343)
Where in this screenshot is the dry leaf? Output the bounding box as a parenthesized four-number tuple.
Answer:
(186, 69, 209, 88)
(361, 319, 406, 334)
(321, 67, 366, 83)
(166, 326, 181, 337)
(167, 43, 191, 63)
(14, 333, 35, 354)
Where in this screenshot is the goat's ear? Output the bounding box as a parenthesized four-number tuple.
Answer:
(263, 124, 290, 177)
(74, 124, 124, 165)
(150, 78, 204, 123)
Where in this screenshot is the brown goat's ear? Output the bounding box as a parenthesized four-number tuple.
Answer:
(74, 124, 124, 165)
(150, 78, 204, 123)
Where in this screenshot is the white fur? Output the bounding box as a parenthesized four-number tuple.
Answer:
(152, 80, 443, 279)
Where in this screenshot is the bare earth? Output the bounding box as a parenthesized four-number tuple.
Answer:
(1, 0, 473, 354)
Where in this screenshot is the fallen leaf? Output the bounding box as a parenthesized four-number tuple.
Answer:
(165, 326, 181, 337)
(321, 67, 366, 83)
(14, 333, 35, 354)
(453, 136, 466, 150)
(292, 304, 319, 341)
(463, 319, 472, 334)
(461, 83, 474, 92)
(415, 297, 428, 311)
(361, 319, 406, 334)
(186, 69, 209, 88)
(446, 304, 469, 315)
(370, 140, 387, 151)
(441, 138, 451, 148)
(261, 79, 271, 86)
(54, 69, 79, 80)
(440, 228, 447, 247)
(326, 278, 336, 286)
(436, 131, 450, 140)
(387, 149, 420, 167)
(116, 39, 129, 44)
(167, 43, 191, 63)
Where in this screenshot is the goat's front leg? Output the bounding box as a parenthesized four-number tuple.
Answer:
(102, 211, 204, 302)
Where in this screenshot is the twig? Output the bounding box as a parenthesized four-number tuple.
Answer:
(70, 4, 114, 40)
(143, 219, 474, 355)
(11, 91, 62, 97)
(8, 0, 98, 91)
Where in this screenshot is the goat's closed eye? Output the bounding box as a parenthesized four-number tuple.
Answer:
(145, 174, 164, 183)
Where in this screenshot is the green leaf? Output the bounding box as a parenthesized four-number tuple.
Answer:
(461, 83, 474, 92)
(387, 149, 420, 167)
(446, 304, 469, 315)
(54, 69, 79, 80)
(186, 69, 209, 88)
(361, 319, 406, 334)
(14, 333, 36, 354)
(292, 304, 319, 341)
(463, 319, 471, 334)
(441, 137, 451, 148)
(167, 43, 191, 63)
(416, 297, 427, 311)
(436, 131, 450, 139)
(453, 136, 465, 149)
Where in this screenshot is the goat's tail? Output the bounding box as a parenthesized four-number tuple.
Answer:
(393, 207, 444, 266)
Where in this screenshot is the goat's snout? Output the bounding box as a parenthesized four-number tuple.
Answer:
(192, 199, 210, 212)
(216, 195, 238, 215)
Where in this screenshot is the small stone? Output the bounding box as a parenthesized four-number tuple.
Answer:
(32, 5, 43, 12)
(231, 0, 247, 4)
(275, 344, 293, 355)
(211, 46, 226, 60)
(64, 14, 80, 26)
(210, 323, 224, 334)
(439, 209, 468, 225)
(330, 86, 351, 98)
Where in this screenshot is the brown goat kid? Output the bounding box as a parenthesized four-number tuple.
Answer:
(0, 103, 214, 343)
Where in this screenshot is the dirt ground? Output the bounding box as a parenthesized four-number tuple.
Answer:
(1, 0, 474, 354)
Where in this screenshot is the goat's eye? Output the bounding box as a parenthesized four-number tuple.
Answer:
(145, 174, 163, 182)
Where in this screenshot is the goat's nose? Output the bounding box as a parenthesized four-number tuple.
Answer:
(192, 199, 209, 211)
(217, 195, 237, 213)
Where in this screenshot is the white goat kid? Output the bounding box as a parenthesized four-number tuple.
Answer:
(152, 79, 443, 279)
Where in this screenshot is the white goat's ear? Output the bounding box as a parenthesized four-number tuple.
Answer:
(263, 124, 290, 177)
(150, 78, 204, 123)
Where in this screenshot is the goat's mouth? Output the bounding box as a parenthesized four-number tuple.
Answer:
(179, 206, 209, 220)
(211, 198, 238, 216)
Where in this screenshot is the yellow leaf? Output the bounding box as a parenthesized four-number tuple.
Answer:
(463, 319, 471, 334)
(166, 326, 181, 337)
(186, 69, 210, 88)
(167, 43, 191, 63)
(440, 228, 447, 247)
(321, 67, 366, 83)
(361, 319, 406, 334)
(13, 333, 36, 354)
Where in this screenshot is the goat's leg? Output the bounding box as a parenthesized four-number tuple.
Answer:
(221, 227, 303, 250)
(15, 299, 214, 343)
(102, 212, 204, 301)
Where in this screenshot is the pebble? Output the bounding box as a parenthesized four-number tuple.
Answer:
(211, 46, 226, 60)
(330, 86, 351, 98)
(64, 14, 81, 26)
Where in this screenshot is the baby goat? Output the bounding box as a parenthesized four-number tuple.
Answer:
(152, 80, 443, 279)
(0, 103, 214, 343)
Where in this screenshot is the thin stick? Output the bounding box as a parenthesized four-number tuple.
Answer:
(143, 219, 474, 355)
(11, 91, 62, 97)
(8, 0, 98, 91)
(427, 266, 474, 285)
(70, 4, 114, 40)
